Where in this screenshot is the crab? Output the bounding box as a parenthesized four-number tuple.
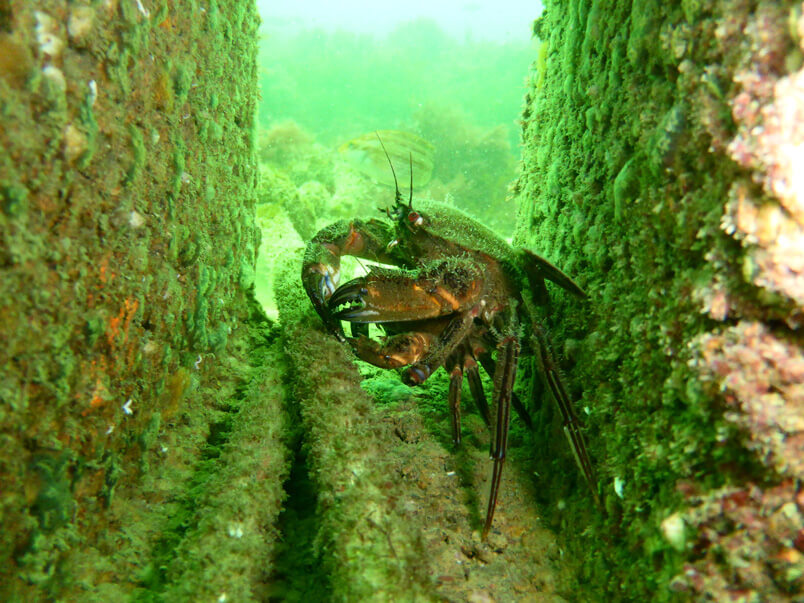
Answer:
(301, 161, 597, 537)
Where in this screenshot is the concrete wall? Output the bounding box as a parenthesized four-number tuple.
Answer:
(518, 1, 804, 599)
(0, 1, 289, 599)
(3, 0, 802, 600)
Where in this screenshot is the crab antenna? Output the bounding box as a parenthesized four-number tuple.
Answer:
(408, 151, 413, 209)
(375, 132, 402, 206)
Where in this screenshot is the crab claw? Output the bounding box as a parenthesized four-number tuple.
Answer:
(302, 219, 400, 341)
(302, 262, 347, 341)
(327, 277, 376, 322)
(328, 264, 480, 324)
(302, 263, 339, 309)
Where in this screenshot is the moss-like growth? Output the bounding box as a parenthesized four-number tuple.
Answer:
(0, 181, 27, 216)
(518, 1, 804, 600)
(0, 0, 280, 599)
(125, 123, 146, 185)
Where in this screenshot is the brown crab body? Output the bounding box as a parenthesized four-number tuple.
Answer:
(301, 193, 596, 537)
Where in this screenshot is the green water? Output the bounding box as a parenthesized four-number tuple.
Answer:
(253, 12, 541, 318)
(4, 0, 799, 600)
(254, 14, 538, 236)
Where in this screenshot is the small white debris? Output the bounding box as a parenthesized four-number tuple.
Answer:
(122, 398, 134, 415)
(88, 80, 97, 106)
(217, 595, 228, 603)
(63, 123, 89, 164)
(68, 6, 95, 42)
(661, 513, 686, 551)
(194, 355, 203, 370)
(35, 11, 64, 57)
(135, 0, 150, 18)
(42, 65, 66, 94)
(106, 424, 115, 435)
(129, 210, 145, 228)
(227, 523, 244, 539)
(446, 471, 456, 477)
(613, 476, 625, 499)
(181, 171, 191, 184)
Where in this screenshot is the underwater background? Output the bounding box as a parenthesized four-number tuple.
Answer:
(253, 4, 538, 320)
(0, 0, 803, 601)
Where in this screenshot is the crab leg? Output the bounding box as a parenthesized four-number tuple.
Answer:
(302, 219, 396, 339)
(464, 356, 491, 427)
(484, 331, 520, 538)
(445, 346, 495, 445)
(346, 331, 438, 369)
(401, 313, 477, 385)
(479, 355, 533, 431)
(447, 360, 464, 445)
(533, 326, 598, 504)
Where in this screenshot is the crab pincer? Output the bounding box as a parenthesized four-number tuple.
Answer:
(327, 277, 371, 321)
(301, 218, 398, 339)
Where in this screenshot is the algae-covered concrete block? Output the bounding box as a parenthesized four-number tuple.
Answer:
(519, 1, 804, 600)
(0, 1, 288, 599)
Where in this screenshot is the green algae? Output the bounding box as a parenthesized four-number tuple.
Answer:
(0, 0, 289, 599)
(125, 123, 147, 186)
(517, 1, 803, 600)
(0, 181, 27, 216)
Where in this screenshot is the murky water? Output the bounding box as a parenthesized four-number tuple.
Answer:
(254, 2, 541, 317)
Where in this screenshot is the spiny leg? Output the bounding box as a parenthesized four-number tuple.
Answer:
(464, 355, 490, 427)
(483, 330, 520, 538)
(447, 344, 494, 446)
(479, 355, 533, 431)
(446, 358, 463, 446)
(533, 325, 598, 504)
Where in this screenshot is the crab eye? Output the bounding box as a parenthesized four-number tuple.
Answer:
(408, 211, 423, 227)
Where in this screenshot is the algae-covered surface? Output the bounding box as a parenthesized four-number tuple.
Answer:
(0, 0, 289, 599)
(517, 1, 804, 600)
(3, 0, 804, 601)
